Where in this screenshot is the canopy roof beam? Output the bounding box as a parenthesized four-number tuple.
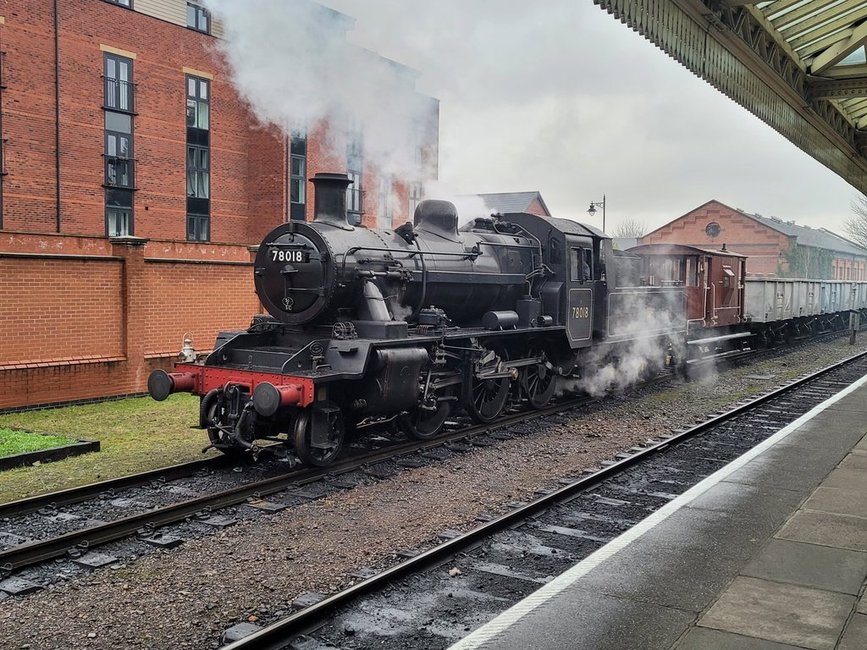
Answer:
(593, 0, 867, 195)
(808, 77, 867, 100)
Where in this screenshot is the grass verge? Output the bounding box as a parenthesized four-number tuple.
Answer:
(0, 428, 74, 458)
(0, 394, 214, 504)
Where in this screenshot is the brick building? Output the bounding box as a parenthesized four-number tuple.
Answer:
(641, 200, 867, 280)
(0, 0, 438, 409)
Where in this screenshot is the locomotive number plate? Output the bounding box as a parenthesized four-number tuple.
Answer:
(567, 288, 593, 344)
(270, 248, 309, 263)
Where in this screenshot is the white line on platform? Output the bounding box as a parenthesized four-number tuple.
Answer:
(449, 371, 867, 650)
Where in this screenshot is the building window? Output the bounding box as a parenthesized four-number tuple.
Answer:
(347, 132, 363, 226)
(186, 146, 209, 199)
(290, 131, 307, 221)
(186, 76, 210, 134)
(106, 189, 133, 237)
(104, 112, 133, 189)
(409, 182, 423, 218)
(187, 2, 211, 34)
(104, 53, 133, 113)
(187, 214, 209, 242)
(104, 54, 134, 237)
(378, 177, 393, 229)
(186, 75, 210, 240)
(104, 0, 132, 7)
(346, 171, 362, 224)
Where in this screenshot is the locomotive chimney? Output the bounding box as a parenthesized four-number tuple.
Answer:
(311, 172, 353, 227)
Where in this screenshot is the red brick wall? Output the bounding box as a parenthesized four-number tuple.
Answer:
(0, 256, 124, 365)
(0, 232, 259, 409)
(141, 259, 256, 357)
(0, 0, 59, 232)
(0, 0, 270, 239)
(0, 1, 440, 408)
(527, 197, 548, 217)
(641, 201, 791, 276)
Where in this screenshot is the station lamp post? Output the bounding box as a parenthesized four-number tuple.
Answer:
(587, 196, 606, 233)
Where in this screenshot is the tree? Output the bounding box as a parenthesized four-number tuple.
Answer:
(612, 217, 647, 239)
(844, 195, 867, 249)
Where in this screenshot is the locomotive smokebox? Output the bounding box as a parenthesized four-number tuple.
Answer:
(312, 172, 353, 227)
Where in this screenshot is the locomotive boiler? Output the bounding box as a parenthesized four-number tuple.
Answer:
(254, 173, 539, 332)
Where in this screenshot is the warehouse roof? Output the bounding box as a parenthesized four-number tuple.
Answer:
(475, 191, 552, 217)
(736, 208, 867, 257)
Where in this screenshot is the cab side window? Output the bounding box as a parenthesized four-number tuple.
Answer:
(549, 237, 562, 265)
(571, 248, 592, 282)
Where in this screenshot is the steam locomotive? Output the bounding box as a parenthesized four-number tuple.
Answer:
(148, 173, 867, 465)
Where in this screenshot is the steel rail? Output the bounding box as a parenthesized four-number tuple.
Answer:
(222, 349, 867, 650)
(0, 455, 232, 518)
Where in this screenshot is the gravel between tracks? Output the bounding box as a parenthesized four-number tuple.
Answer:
(1, 338, 865, 650)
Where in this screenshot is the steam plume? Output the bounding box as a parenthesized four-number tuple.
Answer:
(204, 0, 433, 178)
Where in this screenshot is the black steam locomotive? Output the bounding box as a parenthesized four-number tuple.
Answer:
(149, 173, 686, 465)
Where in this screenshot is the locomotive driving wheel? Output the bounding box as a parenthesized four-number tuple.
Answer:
(293, 405, 344, 467)
(465, 347, 511, 424)
(520, 350, 556, 409)
(399, 386, 455, 440)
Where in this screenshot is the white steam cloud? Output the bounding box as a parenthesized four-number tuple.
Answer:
(560, 290, 696, 397)
(204, 0, 433, 178)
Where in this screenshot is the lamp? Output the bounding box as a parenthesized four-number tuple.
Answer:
(587, 195, 606, 233)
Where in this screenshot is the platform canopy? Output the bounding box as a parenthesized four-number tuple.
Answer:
(594, 0, 867, 195)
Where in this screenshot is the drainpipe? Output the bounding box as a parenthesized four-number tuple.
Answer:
(54, 0, 61, 232)
(284, 132, 290, 222)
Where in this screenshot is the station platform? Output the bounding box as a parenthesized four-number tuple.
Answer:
(451, 374, 867, 650)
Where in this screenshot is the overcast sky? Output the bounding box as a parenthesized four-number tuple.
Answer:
(316, 0, 862, 236)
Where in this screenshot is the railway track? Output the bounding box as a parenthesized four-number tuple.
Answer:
(0, 331, 856, 594)
(0, 392, 598, 584)
(217, 349, 867, 650)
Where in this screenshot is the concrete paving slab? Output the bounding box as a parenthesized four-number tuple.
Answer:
(572, 486, 802, 612)
(821, 466, 867, 490)
(858, 596, 867, 615)
(823, 395, 867, 413)
(689, 479, 802, 515)
(853, 434, 867, 452)
(839, 613, 867, 650)
(773, 422, 866, 452)
(741, 538, 867, 595)
(474, 587, 695, 650)
(721, 445, 841, 492)
(675, 626, 804, 650)
(803, 486, 867, 519)
(778, 509, 867, 552)
(840, 452, 867, 471)
(698, 576, 854, 650)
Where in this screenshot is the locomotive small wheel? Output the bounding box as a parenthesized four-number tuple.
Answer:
(205, 399, 248, 458)
(466, 348, 511, 424)
(294, 408, 344, 467)
(520, 352, 556, 409)
(399, 390, 453, 440)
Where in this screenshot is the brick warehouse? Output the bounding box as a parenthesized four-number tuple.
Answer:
(641, 200, 867, 281)
(0, 0, 439, 409)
